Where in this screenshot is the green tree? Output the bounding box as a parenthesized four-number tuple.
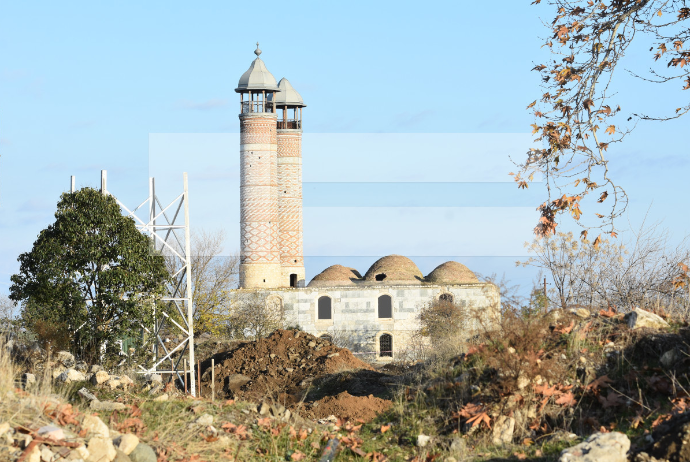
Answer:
(10, 188, 168, 361)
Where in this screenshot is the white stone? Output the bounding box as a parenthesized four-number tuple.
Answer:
(25, 445, 41, 462)
(661, 349, 678, 368)
(196, 414, 214, 426)
(91, 401, 126, 411)
(417, 434, 431, 447)
(559, 431, 630, 462)
(625, 308, 669, 330)
(57, 351, 75, 368)
(87, 436, 117, 462)
(92, 371, 110, 385)
(56, 369, 86, 384)
(0, 422, 9, 436)
(492, 416, 515, 445)
(517, 374, 530, 390)
(82, 415, 109, 438)
(153, 393, 168, 402)
(114, 433, 139, 455)
(40, 446, 54, 462)
(37, 425, 64, 441)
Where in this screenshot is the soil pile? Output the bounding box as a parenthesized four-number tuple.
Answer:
(305, 391, 393, 422)
(202, 330, 376, 404)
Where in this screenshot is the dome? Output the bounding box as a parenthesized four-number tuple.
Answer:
(274, 78, 306, 108)
(363, 255, 424, 284)
(308, 265, 362, 287)
(235, 44, 280, 92)
(426, 261, 479, 285)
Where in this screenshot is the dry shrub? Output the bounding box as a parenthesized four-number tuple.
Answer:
(474, 307, 568, 393)
(31, 318, 71, 354)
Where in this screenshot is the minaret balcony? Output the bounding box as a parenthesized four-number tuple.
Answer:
(277, 119, 302, 129)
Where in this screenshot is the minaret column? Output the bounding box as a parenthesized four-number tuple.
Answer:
(277, 128, 305, 287)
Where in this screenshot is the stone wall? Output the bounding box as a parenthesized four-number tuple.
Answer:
(229, 282, 500, 362)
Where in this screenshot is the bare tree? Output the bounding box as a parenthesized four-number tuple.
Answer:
(226, 292, 284, 340)
(516, 1, 689, 236)
(164, 229, 239, 336)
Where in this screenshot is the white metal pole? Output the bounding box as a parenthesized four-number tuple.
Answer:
(70, 176, 75, 193)
(101, 170, 107, 195)
(183, 172, 195, 397)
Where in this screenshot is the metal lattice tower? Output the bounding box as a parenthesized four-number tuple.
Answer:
(70, 170, 196, 396)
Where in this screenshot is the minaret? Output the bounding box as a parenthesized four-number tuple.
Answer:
(235, 44, 282, 288)
(275, 78, 306, 288)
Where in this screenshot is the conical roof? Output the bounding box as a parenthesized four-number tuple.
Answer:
(235, 44, 280, 93)
(274, 78, 306, 108)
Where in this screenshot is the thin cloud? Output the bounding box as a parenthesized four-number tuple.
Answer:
(0, 138, 10, 146)
(179, 99, 228, 110)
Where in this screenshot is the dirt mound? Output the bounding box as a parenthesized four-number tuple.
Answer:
(201, 330, 375, 405)
(306, 391, 392, 423)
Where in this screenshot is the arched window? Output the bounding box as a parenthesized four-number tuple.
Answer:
(319, 334, 333, 343)
(379, 334, 393, 357)
(439, 293, 454, 303)
(378, 295, 392, 319)
(318, 296, 332, 320)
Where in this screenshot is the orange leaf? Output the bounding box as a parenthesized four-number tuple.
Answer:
(380, 424, 391, 434)
(556, 392, 577, 407)
(605, 125, 615, 135)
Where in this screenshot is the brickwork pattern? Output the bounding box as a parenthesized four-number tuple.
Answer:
(277, 130, 305, 283)
(239, 114, 281, 288)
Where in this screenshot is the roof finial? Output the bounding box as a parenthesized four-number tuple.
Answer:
(254, 42, 262, 57)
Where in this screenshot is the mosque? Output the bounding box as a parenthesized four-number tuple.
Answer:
(232, 44, 499, 359)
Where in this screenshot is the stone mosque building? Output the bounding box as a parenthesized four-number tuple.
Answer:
(231, 45, 499, 360)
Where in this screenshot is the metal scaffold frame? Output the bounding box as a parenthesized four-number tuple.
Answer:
(69, 170, 196, 397)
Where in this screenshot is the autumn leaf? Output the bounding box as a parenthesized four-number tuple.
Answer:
(597, 190, 608, 202)
(291, 450, 306, 461)
(257, 417, 271, 428)
(593, 234, 602, 248)
(467, 412, 492, 429)
(380, 424, 391, 434)
(527, 100, 537, 109)
(631, 411, 644, 429)
(556, 392, 577, 406)
(586, 375, 613, 392)
(599, 392, 625, 408)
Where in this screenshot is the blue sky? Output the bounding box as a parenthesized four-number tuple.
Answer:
(1, 1, 688, 297)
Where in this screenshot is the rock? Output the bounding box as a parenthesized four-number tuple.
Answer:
(52, 367, 67, 380)
(224, 374, 251, 393)
(22, 373, 36, 387)
(661, 349, 678, 368)
(559, 431, 630, 462)
(145, 373, 162, 384)
(91, 370, 110, 385)
(75, 361, 88, 372)
(72, 444, 90, 460)
(113, 449, 132, 462)
(308, 341, 316, 348)
(570, 308, 591, 319)
(119, 375, 134, 388)
(327, 353, 340, 358)
(91, 365, 103, 373)
(153, 393, 168, 402)
(78, 387, 99, 402)
(25, 444, 40, 462)
(449, 437, 466, 452)
(507, 347, 516, 354)
(91, 401, 126, 411)
(517, 374, 530, 390)
(87, 437, 117, 462)
(56, 351, 75, 368)
(56, 369, 86, 384)
(0, 422, 9, 436)
(114, 434, 139, 455)
(37, 425, 64, 441)
(417, 434, 431, 448)
(40, 446, 54, 462)
(106, 377, 122, 390)
(259, 402, 270, 415)
(492, 416, 515, 445)
(645, 418, 690, 461)
(196, 414, 214, 426)
(625, 308, 670, 330)
(128, 443, 157, 462)
(82, 415, 110, 438)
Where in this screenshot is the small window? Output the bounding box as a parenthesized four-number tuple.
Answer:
(319, 334, 332, 343)
(290, 274, 297, 288)
(378, 295, 392, 319)
(375, 273, 387, 281)
(380, 334, 393, 358)
(439, 293, 454, 303)
(318, 296, 332, 320)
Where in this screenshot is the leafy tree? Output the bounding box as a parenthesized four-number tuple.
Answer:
(10, 188, 168, 360)
(516, 1, 689, 238)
